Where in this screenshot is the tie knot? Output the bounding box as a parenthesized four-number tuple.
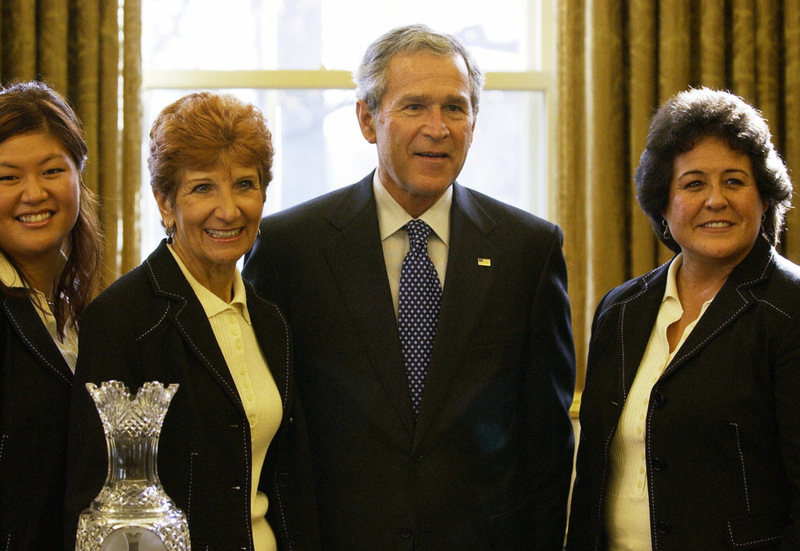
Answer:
(406, 219, 433, 247)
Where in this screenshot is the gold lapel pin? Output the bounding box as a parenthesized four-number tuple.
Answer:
(478, 258, 491, 267)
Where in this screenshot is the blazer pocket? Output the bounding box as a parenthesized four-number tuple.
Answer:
(724, 508, 788, 549)
(489, 501, 531, 550)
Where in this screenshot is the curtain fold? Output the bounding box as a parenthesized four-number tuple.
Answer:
(0, 0, 142, 284)
(558, 0, 800, 389)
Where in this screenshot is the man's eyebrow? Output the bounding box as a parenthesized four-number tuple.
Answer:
(398, 93, 470, 105)
(398, 93, 431, 104)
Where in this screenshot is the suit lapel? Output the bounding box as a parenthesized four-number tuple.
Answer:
(616, 268, 668, 402)
(322, 178, 415, 437)
(247, 285, 289, 409)
(414, 184, 499, 440)
(663, 236, 774, 377)
(1, 296, 73, 386)
(144, 242, 244, 411)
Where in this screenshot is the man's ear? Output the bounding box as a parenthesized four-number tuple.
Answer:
(356, 100, 378, 144)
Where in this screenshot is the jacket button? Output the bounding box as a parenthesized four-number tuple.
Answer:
(652, 391, 666, 408)
(413, 452, 424, 462)
(657, 520, 671, 534)
(277, 473, 290, 487)
(400, 527, 412, 539)
(652, 458, 667, 471)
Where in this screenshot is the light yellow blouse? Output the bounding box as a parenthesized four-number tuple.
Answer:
(604, 255, 713, 551)
(0, 253, 78, 371)
(168, 245, 282, 551)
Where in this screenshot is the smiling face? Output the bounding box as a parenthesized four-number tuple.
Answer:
(0, 132, 81, 275)
(156, 162, 264, 292)
(357, 52, 476, 218)
(663, 136, 768, 273)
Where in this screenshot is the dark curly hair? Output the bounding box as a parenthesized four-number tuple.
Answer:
(635, 87, 792, 253)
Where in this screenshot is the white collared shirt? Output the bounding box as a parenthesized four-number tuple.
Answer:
(605, 254, 714, 551)
(372, 171, 452, 319)
(0, 254, 78, 372)
(168, 244, 281, 551)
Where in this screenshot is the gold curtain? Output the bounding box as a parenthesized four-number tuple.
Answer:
(558, 0, 800, 390)
(1, 0, 142, 284)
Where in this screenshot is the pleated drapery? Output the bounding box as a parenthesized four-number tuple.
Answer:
(558, 0, 800, 389)
(1, 0, 142, 284)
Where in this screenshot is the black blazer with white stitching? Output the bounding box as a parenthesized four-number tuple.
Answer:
(567, 235, 800, 551)
(0, 293, 73, 550)
(65, 240, 320, 551)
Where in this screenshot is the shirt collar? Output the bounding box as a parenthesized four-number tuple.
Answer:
(167, 244, 250, 323)
(663, 253, 683, 304)
(0, 253, 50, 311)
(0, 253, 68, 332)
(372, 171, 452, 245)
(0, 253, 24, 289)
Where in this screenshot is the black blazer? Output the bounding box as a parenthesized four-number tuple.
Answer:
(242, 174, 576, 551)
(567, 235, 800, 551)
(65, 241, 320, 551)
(0, 294, 73, 550)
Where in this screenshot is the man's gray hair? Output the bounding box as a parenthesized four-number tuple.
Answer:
(353, 24, 485, 114)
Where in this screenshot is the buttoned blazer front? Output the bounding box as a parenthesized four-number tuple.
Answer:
(65, 241, 320, 551)
(0, 294, 73, 550)
(567, 235, 800, 551)
(242, 173, 576, 551)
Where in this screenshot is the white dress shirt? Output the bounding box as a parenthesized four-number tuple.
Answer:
(605, 255, 714, 551)
(372, 172, 451, 319)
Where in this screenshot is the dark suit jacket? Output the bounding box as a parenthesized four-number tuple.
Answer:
(65, 241, 320, 551)
(0, 294, 73, 550)
(242, 173, 576, 551)
(567, 235, 800, 551)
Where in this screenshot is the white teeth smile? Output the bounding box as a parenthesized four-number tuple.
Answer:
(18, 212, 52, 223)
(206, 228, 242, 238)
(702, 222, 732, 228)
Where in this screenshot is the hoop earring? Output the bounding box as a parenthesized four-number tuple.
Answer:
(662, 219, 671, 240)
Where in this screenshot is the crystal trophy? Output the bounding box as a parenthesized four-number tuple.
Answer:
(76, 381, 191, 551)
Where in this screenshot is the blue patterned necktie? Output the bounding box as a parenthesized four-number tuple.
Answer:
(398, 219, 442, 417)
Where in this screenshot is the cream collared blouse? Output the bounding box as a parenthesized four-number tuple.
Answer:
(0, 254, 78, 372)
(604, 255, 714, 551)
(167, 245, 282, 551)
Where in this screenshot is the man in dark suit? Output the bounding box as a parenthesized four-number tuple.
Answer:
(243, 24, 575, 551)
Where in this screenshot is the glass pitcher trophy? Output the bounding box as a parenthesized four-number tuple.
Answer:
(76, 381, 191, 551)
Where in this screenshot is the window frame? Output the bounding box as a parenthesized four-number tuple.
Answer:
(141, 0, 557, 219)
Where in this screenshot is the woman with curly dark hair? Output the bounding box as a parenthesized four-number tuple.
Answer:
(568, 88, 798, 551)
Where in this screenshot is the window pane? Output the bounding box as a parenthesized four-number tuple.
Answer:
(143, 0, 540, 72)
(140, 88, 546, 260)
